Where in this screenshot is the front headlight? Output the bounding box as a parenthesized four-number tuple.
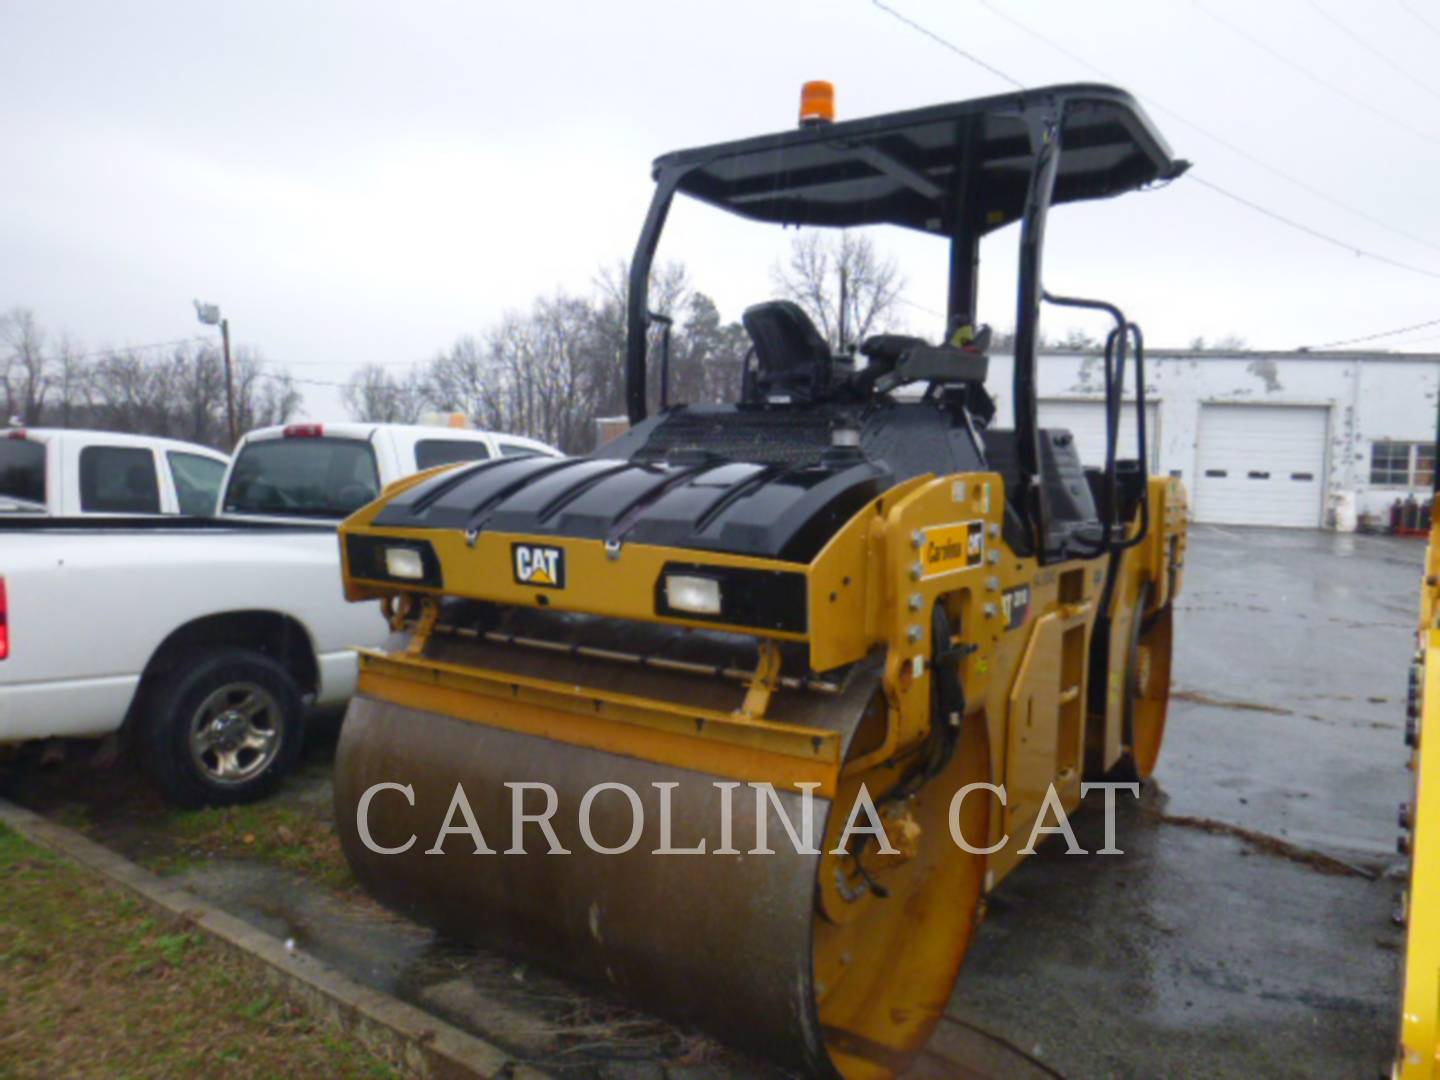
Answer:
(664, 574, 723, 615)
(384, 546, 426, 580)
(344, 534, 442, 588)
(653, 562, 807, 632)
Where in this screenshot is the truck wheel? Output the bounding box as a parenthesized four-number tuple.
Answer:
(140, 648, 304, 807)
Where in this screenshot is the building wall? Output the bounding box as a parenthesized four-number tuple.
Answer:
(982, 350, 1440, 527)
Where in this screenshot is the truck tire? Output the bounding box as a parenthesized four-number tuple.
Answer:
(139, 648, 304, 807)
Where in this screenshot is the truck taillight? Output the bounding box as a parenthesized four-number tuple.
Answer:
(0, 576, 8, 661)
(6, 430, 25, 440)
(284, 424, 324, 438)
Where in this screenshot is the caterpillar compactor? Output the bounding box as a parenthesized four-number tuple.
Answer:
(334, 83, 1189, 1077)
(1396, 405, 1440, 1078)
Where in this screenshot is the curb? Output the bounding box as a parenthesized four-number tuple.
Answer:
(0, 797, 549, 1080)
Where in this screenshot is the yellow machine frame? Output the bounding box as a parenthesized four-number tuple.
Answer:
(1398, 527, 1440, 1078)
(341, 466, 1185, 873)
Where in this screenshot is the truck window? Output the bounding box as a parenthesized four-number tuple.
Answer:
(415, 438, 492, 470)
(0, 438, 46, 506)
(498, 442, 541, 458)
(224, 437, 380, 518)
(79, 446, 161, 513)
(168, 452, 227, 515)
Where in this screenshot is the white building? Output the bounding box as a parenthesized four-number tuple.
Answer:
(983, 349, 1440, 529)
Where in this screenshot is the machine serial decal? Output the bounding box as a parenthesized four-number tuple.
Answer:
(1001, 584, 1031, 630)
(921, 520, 984, 578)
(512, 543, 565, 588)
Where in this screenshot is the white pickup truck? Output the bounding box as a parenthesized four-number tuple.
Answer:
(0, 421, 559, 806)
(0, 428, 230, 516)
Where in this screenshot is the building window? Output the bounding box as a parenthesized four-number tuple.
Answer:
(1419, 444, 1436, 488)
(1370, 441, 1436, 487)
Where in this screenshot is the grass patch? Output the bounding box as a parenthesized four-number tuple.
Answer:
(146, 802, 354, 891)
(7, 751, 354, 894)
(0, 821, 400, 1078)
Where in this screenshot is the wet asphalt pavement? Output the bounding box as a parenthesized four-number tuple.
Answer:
(942, 525, 1414, 1079)
(6, 525, 1417, 1078)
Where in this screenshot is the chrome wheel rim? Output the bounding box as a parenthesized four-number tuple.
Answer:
(188, 682, 282, 784)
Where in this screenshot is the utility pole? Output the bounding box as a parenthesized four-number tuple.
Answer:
(220, 316, 235, 446)
(194, 300, 236, 447)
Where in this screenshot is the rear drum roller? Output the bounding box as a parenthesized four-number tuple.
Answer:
(1115, 584, 1173, 782)
(813, 711, 991, 1077)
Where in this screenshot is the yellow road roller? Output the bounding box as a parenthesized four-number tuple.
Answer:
(1397, 427, 1440, 1078)
(334, 82, 1189, 1077)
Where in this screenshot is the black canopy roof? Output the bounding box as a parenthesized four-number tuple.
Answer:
(654, 83, 1187, 236)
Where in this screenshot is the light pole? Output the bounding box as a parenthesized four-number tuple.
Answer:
(194, 300, 236, 446)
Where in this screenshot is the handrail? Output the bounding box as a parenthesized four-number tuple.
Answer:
(1040, 291, 1151, 556)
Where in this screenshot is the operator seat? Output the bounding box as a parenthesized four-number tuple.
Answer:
(984, 428, 1105, 560)
(741, 300, 832, 404)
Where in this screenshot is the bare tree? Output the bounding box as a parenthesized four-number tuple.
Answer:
(1054, 328, 1101, 351)
(51, 335, 92, 429)
(771, 232, 905, 351)
(77, 342, 298, 450)
(0, 309, 301, 448)
(1188, 333, 1249, 351)
(87, 348, 173, 435)
(1, 307, 52, 423)
(593, 259, 692, 417)
(480, 292, 597, 453)
(167, 343, 227, 445)
(231, 348, 302, 440)
(421, 336, 504, 430)
(344, 364, 427, 424)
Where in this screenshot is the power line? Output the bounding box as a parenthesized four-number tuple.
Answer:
(1188, 175, 1440, 280)
(1307, 1, 1440, 103)
(895, 296, 947, 320)
(959, 0, 1440, 352)
(869, 0, 1024, 89)
(68, 335, 210, 362)
(275, 355, 420, 369)
(252, 368, 352, 389)
(1301, 315, 1440, 350)
(1194, 0, 1440, 147)
(1381, 331, 1440, 350)
(37, 325, 422, 391)
(973, 0, 1440, 256)
(1398, 1, 1440, 42)
(870, 0, 1440, 286)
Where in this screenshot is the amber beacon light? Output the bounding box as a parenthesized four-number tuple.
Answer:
(799, 80, 835, 126)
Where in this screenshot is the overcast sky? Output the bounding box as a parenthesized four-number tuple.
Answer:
(6, 1, 1440, 420)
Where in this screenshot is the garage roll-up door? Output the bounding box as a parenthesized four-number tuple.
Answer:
(1038, 399, 1159, 470)
(1194, 404, 1328, 527)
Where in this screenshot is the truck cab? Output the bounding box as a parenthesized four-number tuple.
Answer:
(0, 428, 230, 517)
(0, 419, 559, 808)
(219, 422, 559, 523)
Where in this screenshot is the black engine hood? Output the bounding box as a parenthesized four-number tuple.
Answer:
(373, 399, 984, 563)
(372, 453, 889, 563)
